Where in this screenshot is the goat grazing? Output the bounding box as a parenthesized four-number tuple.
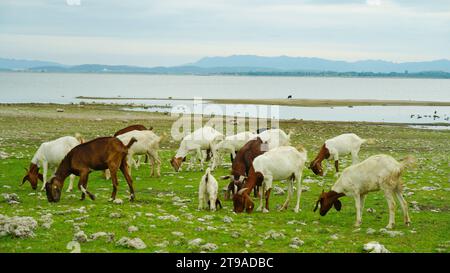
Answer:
(310, 133, 373, 176)
(170, 126, 223, 172)
(116, 130, 162, 177)
(233, 146, 307, 214)
(221, 137, 266, 200)
(22, 134, 84, 192)
(198, 168, 222, 211)
(45, 137, 137, 203)
(214, 131, 257, 164)
(114, 124, 153, 167)
(314, 154, 415, 229)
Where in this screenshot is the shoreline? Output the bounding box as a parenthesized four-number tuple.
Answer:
(76, 96, 450, 107)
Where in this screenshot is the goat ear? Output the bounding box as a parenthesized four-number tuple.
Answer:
(21, 175, 29, 186)
(313, 199, 320, 212)
(334, 199, 342, 211)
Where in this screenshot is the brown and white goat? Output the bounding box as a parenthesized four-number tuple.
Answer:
(314, 154, 415, 229)
(114, 124, 152, 166)
(309, 133, 373, 176)
(221, 137, 267, 200)
(46, 137, 137, 203)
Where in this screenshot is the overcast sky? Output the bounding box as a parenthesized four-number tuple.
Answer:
(0, 0, 449, 66)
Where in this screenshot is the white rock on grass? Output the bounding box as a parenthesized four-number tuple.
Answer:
(171, 231, 184, 237)
(188, 238, 204, 247)
(116, 237, 147, 250)
(109, 213, 122, 218)
(39, 213, 53, 229)
(0, 214, 38, 238)
(223, 216, 233, 223)
(366, 208, 376, 213)
(264, 230, 285, 240)
(363, 241, 390, 253)
(90, 232, 114, 242)
(366, 228, 376, 235)
(128, 226, 139, 233)
(113, 199, 123, 205)
(73, 231, 88, 243)
(201, 243, 218, 252)
(379, 228, 404, 237)
(290, 237, 304, 249)
(158, 215, 180, 222)
(273, 186, 285, 195)
(2, 193, 20, 204)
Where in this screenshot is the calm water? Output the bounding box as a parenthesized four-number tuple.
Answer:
(1, 72, 449, 125)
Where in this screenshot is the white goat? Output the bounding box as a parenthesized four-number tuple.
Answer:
(310, 133, 374, 176)
(314, 154, 415, 229)
(257, 128, 291, 151)
(23, 135, 83, 192)
(198, 168, 222, 211)
(115, 130, 162, 177)
(171, 126, 223, 172)
(214, 131, 257, 164)
(250, 146, 307, 213)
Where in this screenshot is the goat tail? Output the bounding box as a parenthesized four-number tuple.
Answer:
(126, 137, 138, 149)
(400, 155, 416, 172)
(74, 133, 85, 144)
(362, 138, 376, 145)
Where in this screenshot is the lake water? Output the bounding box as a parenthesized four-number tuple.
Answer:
(1, 72, 449, 125)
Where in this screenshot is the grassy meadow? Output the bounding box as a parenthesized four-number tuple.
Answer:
(0, 103, 449, 253)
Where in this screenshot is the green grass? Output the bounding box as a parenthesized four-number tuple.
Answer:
(0, 104, 449, 253)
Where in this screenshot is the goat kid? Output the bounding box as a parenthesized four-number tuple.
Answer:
(198, 168, 222, 211)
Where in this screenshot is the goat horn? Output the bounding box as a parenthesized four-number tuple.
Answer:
(238, 188, 248, 195)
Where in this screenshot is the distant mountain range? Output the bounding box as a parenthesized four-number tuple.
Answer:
(1, 55, 450, 78)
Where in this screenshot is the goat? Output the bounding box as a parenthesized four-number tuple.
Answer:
(45, 137, 137, 203)
(233, 146, 307, 214)
(198, 168, 222, 211)
(257, 128, 291, 150)
(309, 133, 374, 176)
(314, 154, 415, 229)
(116, 130, 162, 177)
(170, 126, 223, 172)
(22, 134, 84, 192)
(114, 124, 152, 166)
(221, 137, 266, 201)
(214, 131, 257, 164)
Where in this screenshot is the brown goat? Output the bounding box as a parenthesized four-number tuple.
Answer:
(46, 137, 137, 203)
(232, 166, 263, 213)
(221, 137, 266, 200)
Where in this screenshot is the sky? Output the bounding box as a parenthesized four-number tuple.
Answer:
(0, 0, 449, 66)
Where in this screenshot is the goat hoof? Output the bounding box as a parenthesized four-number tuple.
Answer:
(256, 207, 263, 212)
(262, 208, 270, 213)
(385, 224, 394, 229)
(405, 221, 411, 227)
(89, 194, 96, 201)
(294, 208, 301, 213)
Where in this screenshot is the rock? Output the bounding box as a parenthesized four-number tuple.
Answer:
(363, 241, 390, 253)
(223, 216, 233, 223)
(421, 186, 437, 191)
(231, 232, 240, 238)
(201, 243, 218, 252)
(128, 226, 139, 233)
(0, 151, 10, 159)
(366, 208, 376, 213)
(0, 214, 38, 238)
(39, 213, 53, 229)
(109, 213, 122, 218)
(155, 241, 169, 248)
(188, 238, 204, 247)
(264, 230, 285, 240)
(116, 237, 147, 250)
(379, 228, 404, 237)
(171, 231, 184, 237)
(158, 215, 180, 222)
(66, 241, 81, 253)
(73, 231, 88, 243)
(366, 228, 376, 235)
(273, 186, 285, 195)
(330, 234, 339, 240)
(90, 232, 114, 242)
(206, 226, 217, 231)
(290, 237, 304, 247)
(113, 199, 123, 205)
(2, 193, 20, 204)
(257, 240, 264, 246)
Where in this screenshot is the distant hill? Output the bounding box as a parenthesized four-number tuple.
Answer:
(1, 56, 450, 78)
(189, 55, 450, 73)
(0, 58, 66, 70)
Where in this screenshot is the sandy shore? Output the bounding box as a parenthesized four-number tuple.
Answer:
(76, 96, 450, 107)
